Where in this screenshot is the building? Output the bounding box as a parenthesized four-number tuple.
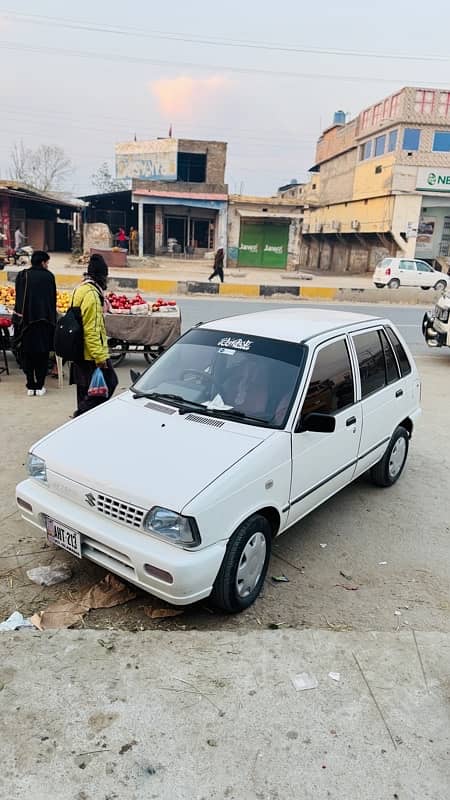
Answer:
(112, 138, 228, 257)
(228, 194, 303, 270)
(301, 87, 450, 273)
(277, 180, 305, 201)
(0, 181, 83, 252)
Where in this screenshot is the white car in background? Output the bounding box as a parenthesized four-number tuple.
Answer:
(373, 258, 449, 290)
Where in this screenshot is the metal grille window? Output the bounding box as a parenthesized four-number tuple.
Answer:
(439, 216, 450, 257)
(415, 89, 435, 114)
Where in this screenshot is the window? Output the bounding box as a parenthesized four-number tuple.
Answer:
(301, 340, 354, 418)
(387, 130, 398, 152)
(360, 141, 372, 160)
(177, 152, 206, 182)
(374, 135, 386, 157)
(438, 92, 450, 117)
(375, 165, 382, 174)
(403, 129, 421, 151)
(379, 330, 400, 384)
(432, 131, 450, 152)
(353, 331, 387, 398)
(415, 89, 435, 114)
(399, 260, 416, 271)
(416, 261, 432, 272)
(385, 327, 412, 376)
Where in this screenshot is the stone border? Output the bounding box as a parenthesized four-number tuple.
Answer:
(1, 269, 440, 304)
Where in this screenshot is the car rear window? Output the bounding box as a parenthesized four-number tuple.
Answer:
(353, 331, 387, 398)
(379, 329, 400, 384)
(384, 327, 412, 376)
(378, 258, 393, 268)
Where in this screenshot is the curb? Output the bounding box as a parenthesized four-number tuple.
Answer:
(1, 270, 440, 305)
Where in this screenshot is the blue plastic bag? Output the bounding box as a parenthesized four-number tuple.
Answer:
(87, 367, 109, 399)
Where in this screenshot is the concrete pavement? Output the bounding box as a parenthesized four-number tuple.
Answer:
(1, 629, 449, 799)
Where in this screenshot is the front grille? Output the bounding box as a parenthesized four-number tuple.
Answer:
(435, 306, 449, 322)
(96, 494, 146, 529)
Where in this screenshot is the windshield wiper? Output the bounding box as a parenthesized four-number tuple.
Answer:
(132, 391, 210, 412)
(210, 408, 270, 426)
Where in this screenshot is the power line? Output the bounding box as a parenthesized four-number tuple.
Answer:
(0, 40, 447, 88)
(4, 9, 450, 65)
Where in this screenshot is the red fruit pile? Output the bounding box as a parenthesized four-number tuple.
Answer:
(151, 298, 177, 312)
(107, 292, 146, 311)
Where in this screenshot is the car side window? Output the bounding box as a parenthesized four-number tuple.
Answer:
(353, 331, 386, 398)
(301, 340, 354, 419)
(385, 327, 412, 376)
(416, 261, 432, 272)
(399, 260, 415, 271)
(379, 329, 400, 383)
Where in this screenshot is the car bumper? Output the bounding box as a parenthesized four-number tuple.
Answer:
(16, 479, 226, 605)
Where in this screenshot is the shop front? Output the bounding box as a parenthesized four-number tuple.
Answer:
(238, 220, 290, 268)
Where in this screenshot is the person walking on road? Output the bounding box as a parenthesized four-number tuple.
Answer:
(208, 247, 225, 283)
(14, 250, 56, 396)
(70, 254, 118, 417)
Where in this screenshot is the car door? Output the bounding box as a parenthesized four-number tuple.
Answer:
(288, 336, 361, 523)
(350, 327, 408, 478)
(415, 260, 436, 287)
(398, 260, 417, 286)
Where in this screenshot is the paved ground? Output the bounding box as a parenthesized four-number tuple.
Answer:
(1, 629, 449, 800)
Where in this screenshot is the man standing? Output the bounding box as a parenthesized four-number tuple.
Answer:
(14, 226, 25, 251)
(70, 254, 118, 416)
(129, 226, 138, 256)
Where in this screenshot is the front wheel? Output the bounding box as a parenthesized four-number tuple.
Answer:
(421, 286, 431, 291)
(211, 514, 272, 613)
(434, 280, 447, 292)
(370, 426, 409, 487)
(374, 283, 385, 289)
(388, 278, 400, 289)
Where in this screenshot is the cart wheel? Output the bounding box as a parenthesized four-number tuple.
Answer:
(108, 339, 128, 367)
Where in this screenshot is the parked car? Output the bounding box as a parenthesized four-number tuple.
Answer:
(17, 309, 421, 612)
(373, 257, 449, 290)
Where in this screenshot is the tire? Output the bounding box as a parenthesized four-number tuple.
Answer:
(388, 278, 400, 289)
(434, 280, 447, 292)
(108, 340, 127, 367)
(143, 348, 161, 365)
(211, 514, 272, 613)
(370, 426, 409, 487)
(374, 283, 384, 289)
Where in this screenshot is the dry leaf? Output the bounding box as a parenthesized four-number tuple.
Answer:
(30, 600, 88, 630)
(79, 573, 137, 609)
(144, 607, 184, 620)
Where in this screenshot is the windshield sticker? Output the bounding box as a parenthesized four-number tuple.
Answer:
(217, 337, 253, 351)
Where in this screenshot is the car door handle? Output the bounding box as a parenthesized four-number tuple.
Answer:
(346, 416, 357, 427)
(396, 389, 404, 398)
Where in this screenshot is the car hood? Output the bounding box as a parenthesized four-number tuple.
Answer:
(32, 393, 272, 512)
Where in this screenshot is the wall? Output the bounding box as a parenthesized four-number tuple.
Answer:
(178, 140, 227, 185)
(133, 180, 228, 194)
(304, 195, 395, 234)
(315, 119, 358, 165)
(352, 155, 395, 200)
(317, 148, 358, 204)
(391, 194, 423, 256)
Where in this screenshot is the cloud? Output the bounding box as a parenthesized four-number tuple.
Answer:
(150, 75, 230, 119)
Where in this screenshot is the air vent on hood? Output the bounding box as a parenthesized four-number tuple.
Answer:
(145, 401, 177, 415)
(184, 414, 225, 428)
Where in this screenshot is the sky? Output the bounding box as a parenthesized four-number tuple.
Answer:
(1, 0, 450, 197)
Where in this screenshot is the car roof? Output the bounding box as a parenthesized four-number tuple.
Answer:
(202, 307, 381, 344)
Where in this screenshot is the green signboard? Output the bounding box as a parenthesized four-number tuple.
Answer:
(238, 221, 289, 268)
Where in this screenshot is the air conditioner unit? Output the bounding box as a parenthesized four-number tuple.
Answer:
(314, 223, 323, 233)
(302, 223, 310, 233)
(331, 220, 341, 231)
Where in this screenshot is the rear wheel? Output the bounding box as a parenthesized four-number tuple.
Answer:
(434, 280, 447, 292)
(421, 286, 431, 291)
(144, 347, 162, 365)
(370, 426, 409, 487)
(211, 514, 272, 613)
(388, 278, 400, 289)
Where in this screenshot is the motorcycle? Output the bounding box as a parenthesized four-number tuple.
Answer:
(422, 290, 450, 349)
(6, 245, 33, 266)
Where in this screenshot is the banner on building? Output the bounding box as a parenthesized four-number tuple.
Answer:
(416, 168, 450, 193)
(115, 139, 178, 181)
(416, 218, 436, 255)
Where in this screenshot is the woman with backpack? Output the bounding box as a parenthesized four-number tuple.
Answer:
(70, 254, 118, 416)
(14, 250, 57, 396)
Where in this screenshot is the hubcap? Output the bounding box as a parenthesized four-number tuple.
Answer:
(235, 532, 267, 598)
(389, 437, 406, 478)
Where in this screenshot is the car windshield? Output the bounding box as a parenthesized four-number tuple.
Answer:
(133, 327, 307, 428)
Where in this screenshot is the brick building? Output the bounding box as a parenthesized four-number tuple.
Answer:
(114, 138, 228, 257)
(301, 87, 450, 273)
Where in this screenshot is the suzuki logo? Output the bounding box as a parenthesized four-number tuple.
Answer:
(85, 493, 96, 507)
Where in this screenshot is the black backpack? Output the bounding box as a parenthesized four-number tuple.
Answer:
(54, 305, 84, 363)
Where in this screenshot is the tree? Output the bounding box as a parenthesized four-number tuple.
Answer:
(91, 162, 128, 194)
(10, 141, 72, 192)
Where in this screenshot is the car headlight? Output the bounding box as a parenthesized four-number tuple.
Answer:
(27, 453, 47, 482)
(143, 507, 200, 548)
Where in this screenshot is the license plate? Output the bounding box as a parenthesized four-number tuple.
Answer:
(46, 518, 82, 558)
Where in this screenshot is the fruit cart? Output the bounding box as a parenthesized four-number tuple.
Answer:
(106, 294, 181, 367)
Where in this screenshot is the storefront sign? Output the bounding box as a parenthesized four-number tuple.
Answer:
(116, 139, 178, 181)
(416, 168, 450, 193)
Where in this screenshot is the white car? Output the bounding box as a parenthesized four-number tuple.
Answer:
(17, 309, 421, 613)
(373, 257, 449, 290)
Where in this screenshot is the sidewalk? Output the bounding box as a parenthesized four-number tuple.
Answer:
(1, 629, 448, 799)
(0, 254, 440, 304)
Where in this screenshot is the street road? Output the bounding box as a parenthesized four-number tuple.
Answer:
(178, 297, 435, 357)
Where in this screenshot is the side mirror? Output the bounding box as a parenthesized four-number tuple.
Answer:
(299, 412, 336, 434)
